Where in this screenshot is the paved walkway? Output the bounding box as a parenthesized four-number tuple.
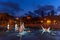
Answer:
(0, 30, 60, 40)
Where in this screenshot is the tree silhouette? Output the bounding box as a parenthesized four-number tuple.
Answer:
(34, 5, 56, 17)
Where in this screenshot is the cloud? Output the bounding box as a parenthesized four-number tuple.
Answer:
(0, 2, 24, 11)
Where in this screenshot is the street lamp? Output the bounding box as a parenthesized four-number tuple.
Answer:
(41, 20, 43, 23)
(53, 20, 56, 24)
(47, 20, 51, 24)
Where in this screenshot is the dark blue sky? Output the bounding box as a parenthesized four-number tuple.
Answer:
(0, 0, 60, 17)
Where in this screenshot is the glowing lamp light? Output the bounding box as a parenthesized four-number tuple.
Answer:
(53, 20, 56, 24)
(41, 20, 43, 23)
(54, 20, 56, 23)
(16, 17, 19, 20)
(27, 16, 31, 19)
(47, 20, 51, 24)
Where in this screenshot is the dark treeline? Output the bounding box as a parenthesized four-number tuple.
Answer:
(25, 5, 60, 18)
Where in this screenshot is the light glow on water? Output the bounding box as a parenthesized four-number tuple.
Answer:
(19, 31, 28, 35)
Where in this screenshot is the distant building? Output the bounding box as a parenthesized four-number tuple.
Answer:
(21, 15, 60, 30)
(0, 13, 60, 30)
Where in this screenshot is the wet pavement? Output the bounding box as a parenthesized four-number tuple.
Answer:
(0, 30, 60, 40)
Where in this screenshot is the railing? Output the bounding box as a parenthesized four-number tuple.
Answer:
(24, 23, 60, 29)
